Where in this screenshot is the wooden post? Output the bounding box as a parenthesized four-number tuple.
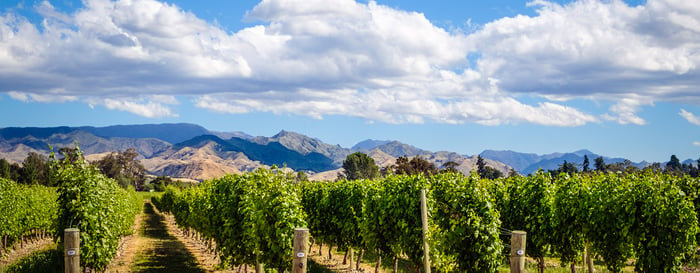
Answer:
(420, 189, 431, 273)
(510, 230, 526, 273)
(293, 228, 310, 273)
(64, 228, 80, 273)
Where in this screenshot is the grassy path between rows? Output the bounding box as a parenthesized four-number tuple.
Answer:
(131, 202, 206, 273)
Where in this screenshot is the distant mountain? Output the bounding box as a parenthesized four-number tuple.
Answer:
(0, 129, 170, 162)
(480, 149, 647, 174)
(142, 136, 262, 180)
(174, 134, 336, 173)
(479, 150, 541, 173)
(372, 141, 430, 158)
(78, 123, 209, 144)
(251, 130, 350, 165)
(352, 139, 391, 151)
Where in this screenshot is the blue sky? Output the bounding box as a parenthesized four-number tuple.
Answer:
(0, 0, 699, 163)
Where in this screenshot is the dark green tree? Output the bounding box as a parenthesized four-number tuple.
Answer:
(149, 175, 173, 192)
(582, 155, 590, 173)
(393, 156, 438, 177)
(441, 161, 460, 174)
(20, 152, 49, 185)
(594, 156, 606, 172)
(342, 152, 379, 180)
(476, 155, 486, 175)
(666, 155, 682, 174)
(296, 170, 308, 182)
(476, 155, 502, 179)
(508, 168, 519, 177)
(0, 158, 21, 181)
(93, 148, 146, 190)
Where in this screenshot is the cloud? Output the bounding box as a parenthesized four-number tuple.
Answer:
(601, 97, 652, 125)
(7, 91, 78, 103)
(680, 109, 700, 126)
(694, 141, 700, 147)
(0, 0, 699, 125)
(86, 96, 179, 118)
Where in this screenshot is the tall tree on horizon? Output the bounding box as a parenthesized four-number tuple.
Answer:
(594, 156, 606, 172)
(666, 155, 682, 173)
(342, 152, 379, 180)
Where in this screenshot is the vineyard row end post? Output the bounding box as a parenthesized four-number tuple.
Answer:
(65, 228, 80, 273)
(510, 230, 526, 273)
(293, 228, 310, 273)
(420, 189, 431, 273)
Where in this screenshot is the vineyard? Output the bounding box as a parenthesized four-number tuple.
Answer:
(153, 169, 699, 273)
(1, 146, 141, 272)
(2, 153, 700, 273)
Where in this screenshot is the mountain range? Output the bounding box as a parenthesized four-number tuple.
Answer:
(0, 123, 660, 181)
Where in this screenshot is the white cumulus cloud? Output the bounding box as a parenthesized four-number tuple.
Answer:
(86, 96, 179, 118)
(0, 0, 699, 123)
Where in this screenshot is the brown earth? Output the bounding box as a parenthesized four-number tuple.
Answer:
(0, 235, 55, 270)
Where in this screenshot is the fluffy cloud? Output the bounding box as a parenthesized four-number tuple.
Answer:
(86, 95, 179, 118)
(470, 0, 700, 123)
(0, 0, 698, 125)
(680, 109, 700, 126)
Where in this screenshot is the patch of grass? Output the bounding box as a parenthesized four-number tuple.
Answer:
(1, 248, 62, 273)
(136, 191, 161, 201)
(131, 202, 206, 273)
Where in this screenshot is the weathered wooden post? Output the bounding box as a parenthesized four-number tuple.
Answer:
(420, 189, 431, 273)
(510, 230, 526, 273)
(293, 228, 310, 273)
(64, 228, 80, 273)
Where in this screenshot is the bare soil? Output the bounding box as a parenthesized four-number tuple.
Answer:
(0, 236, 55, 270)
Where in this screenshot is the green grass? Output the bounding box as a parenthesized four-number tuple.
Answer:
(0, 247, 62, 273)
(131, 202, 206, 273)
(136, 191, 162, 201)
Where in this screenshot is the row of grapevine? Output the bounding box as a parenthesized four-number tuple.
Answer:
(301, 173, 503, 273)
(304, 171, 699, 273)
(492, 171, 698, 273)
(0, 178, 58, 255)
(154, 168, 699, 273)
(51, 146, 141, 271)
(153, 167, 306, 272)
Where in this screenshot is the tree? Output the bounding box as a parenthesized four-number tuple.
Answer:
(0, 158, 21, 181)
(476, 155, 486, 175)
(149, 175, 173, 192)
(666, 155, 682, 174)
(558, 160, 578, 176)
(582, 155, 590, 173)
(393, 156, 438, 177)
(296, 170, 308, 182)
(58, 146, 82, 164)
(342, 152, 379, 180)
(93, 148, 146, 190)
(594, 156, 606, 172)
(20, 152, 49, 185)
(441, 161, 460, 174)
(508, 168, 519, 177)
(475, 155, 502, 179)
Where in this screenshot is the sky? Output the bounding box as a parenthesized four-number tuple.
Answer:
(0, 0, 699, 163)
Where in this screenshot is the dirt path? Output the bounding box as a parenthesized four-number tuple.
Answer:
(104, 202, 145, 273)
